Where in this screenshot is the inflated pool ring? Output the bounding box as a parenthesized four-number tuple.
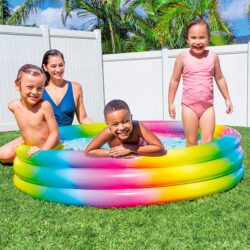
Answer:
(13, 121, 244, 208)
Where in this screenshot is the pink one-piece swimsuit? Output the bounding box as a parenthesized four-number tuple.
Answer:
(181, 50, 215, 118)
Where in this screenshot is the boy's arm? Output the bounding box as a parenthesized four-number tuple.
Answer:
(168, 53, 183, 119)
(40, 101, 59, 150)
(123, 122, 166, 156)
(214, 54, 233, 114)
(84, 128, 112, 157)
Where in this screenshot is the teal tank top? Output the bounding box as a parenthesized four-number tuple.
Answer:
(42, 82, 76, 126)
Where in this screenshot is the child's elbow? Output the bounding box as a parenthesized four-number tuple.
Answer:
(159, 147, 167, 155)
(158, 144, 167, 155)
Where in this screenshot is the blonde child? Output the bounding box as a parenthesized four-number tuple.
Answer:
(85, 99, 166, 158)
(168, 19, 233, 147)
(0, 64, 59, 163)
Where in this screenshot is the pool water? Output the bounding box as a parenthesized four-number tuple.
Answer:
(62, 135, 187, 151)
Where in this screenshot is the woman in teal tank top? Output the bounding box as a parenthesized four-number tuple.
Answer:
(42, 49, 93, 126)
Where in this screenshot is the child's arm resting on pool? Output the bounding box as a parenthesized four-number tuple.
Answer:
(109, 123, 166, 157)
(84, 128, 112, 157)
(27, 101, 59, 156)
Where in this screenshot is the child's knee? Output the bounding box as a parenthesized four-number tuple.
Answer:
(201, 135, 213, 144)
(186, 137, 198, 147)
(0, 149, 15, 163)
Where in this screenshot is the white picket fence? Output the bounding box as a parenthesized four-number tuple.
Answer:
(0, 24, 249, 131)
(103, 43, 250, 127)
(0, 25, 104, 131)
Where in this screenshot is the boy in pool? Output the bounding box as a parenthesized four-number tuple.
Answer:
(1, 64, 60, 162)
(85, 99, 166, 158)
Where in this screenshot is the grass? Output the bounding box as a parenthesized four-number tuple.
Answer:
(0, 127, 249, 250)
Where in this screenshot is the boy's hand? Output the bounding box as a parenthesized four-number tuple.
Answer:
(27, 146, 41, 157)
(169, 103, 176, 119)
(225, 99, 233, 114)
(108, 145, 131, 158)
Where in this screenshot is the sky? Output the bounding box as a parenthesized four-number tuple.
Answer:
(9, 0, 250, 37)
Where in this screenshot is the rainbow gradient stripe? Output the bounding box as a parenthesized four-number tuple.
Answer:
(13, 121, 244, 208)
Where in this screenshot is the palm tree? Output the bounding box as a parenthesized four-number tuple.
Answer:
(154, 0, 234, 48)
(122, 0, 235, 51)
(6, 0, 58, 25)
(123, 0, 163, 52)
(0, 0, 13, 24)
(63, 0, 136, 53)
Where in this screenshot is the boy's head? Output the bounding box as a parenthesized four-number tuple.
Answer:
(104, 99, 133, 141)
(15, 64, 46, 105)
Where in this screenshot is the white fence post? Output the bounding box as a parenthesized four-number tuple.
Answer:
(39, 25, 50, 52)
(162, 47, 169, 120)
(94, 29, 105, 109)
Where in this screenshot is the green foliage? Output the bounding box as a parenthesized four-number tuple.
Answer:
(62, 0, 235, 53)
(0, 0, 13, 24)
(5, 0, 58, 25)
(0, 127, 250, 249)
(62, 0, 137, 54)
(0, 0, 241, 51)
(0, 0, 240, 52)
(153, 0, 234, 48)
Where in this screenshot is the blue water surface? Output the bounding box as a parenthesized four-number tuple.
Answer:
(62, 135, 187, 151)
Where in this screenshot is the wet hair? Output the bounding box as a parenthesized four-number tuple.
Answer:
(41, 49, 65, 84)
(15, 64, 45, 85)
(185, 19, 210, 39)
(104, 99, 130, 119)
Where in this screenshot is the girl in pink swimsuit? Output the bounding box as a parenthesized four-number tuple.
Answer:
(168, 19, 233, 147)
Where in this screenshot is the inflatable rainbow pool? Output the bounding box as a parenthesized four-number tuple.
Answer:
(13, 121, 244, 208)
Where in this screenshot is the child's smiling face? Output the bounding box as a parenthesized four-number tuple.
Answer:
(186, 23, 209, 57)
(106, 109, 133, 141)
(16, 73, 45, 106)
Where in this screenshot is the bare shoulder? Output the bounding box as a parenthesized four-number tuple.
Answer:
(212, 53, 220, 67)
(71, 82, 83, 99)
(138, 121, 145, 129)
(102, 126, 113, 136)
(209, 50, 218, 60)
(71, 81, 83, 91)
(8, 99, 20, 111)
(177, 51, 186, 61)
(136, 121, 147, 134)
(41, 100, 53, 111)
(174, 52, 185, 67)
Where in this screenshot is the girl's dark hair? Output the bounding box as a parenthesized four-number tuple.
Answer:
(15, 64, 45, 85)
(104, 99, 130, 119)
(41, 49, 65, 84)
(185, 19, 210, 39)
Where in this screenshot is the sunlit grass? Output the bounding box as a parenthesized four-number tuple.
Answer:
(0, 127, 249, 249)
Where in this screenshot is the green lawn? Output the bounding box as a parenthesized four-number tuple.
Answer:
(0, 127, 249, 249)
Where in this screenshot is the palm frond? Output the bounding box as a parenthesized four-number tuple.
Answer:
(7, 0, 58, 25)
